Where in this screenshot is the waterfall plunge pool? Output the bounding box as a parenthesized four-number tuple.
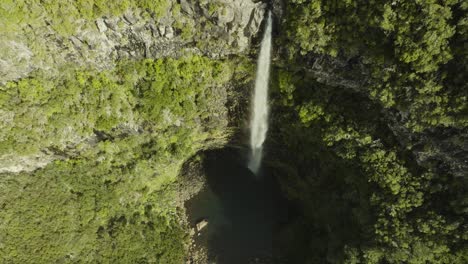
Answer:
(184, 148, 293, 263)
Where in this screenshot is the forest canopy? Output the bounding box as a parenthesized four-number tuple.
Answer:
(273, 0, 467, 263)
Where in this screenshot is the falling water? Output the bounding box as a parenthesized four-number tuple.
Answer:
(248, 11, 272, 174)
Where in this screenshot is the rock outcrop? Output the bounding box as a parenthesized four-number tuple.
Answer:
(0, 0, 266, 85)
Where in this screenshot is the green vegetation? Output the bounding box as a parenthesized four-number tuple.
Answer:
(283, 0, 467, 132)
(1, 0, 466, 262)
(0, 56, 245, 157)
(1, 143, 186, 263)
(0, 55, 252, 263)
(0, 0, 170, 36)
(273, 0, 468, 262)
(273, 72, 466, 263)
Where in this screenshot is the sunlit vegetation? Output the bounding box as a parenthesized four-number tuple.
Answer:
(0, 0, 170, 35)
(1, 142, 186, 263)
(0, 56, 247, 156)
(0, 55, 253, 262)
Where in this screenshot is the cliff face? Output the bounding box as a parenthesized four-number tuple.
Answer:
(0, 0, 265, 173)
(1, 0, 265, 84)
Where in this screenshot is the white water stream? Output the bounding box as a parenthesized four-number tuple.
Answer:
(248, 11, 272, 174)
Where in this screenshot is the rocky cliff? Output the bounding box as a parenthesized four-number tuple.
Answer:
(0, 0, 266, 173)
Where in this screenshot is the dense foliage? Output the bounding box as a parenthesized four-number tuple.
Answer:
(283, 0, 467, 132)
(0, 55, 252, 263)
(274, 0, 467, 263)
(1, 56, 244, 157)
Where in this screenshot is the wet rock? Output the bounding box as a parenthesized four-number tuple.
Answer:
(272, 0, 285, 20)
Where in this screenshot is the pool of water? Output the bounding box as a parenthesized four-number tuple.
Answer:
(185, 148, 290, 263)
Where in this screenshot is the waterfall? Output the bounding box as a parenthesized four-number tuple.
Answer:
(248, 11, 272, 174)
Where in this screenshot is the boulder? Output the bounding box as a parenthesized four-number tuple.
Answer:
(196, 219, 208, 232)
